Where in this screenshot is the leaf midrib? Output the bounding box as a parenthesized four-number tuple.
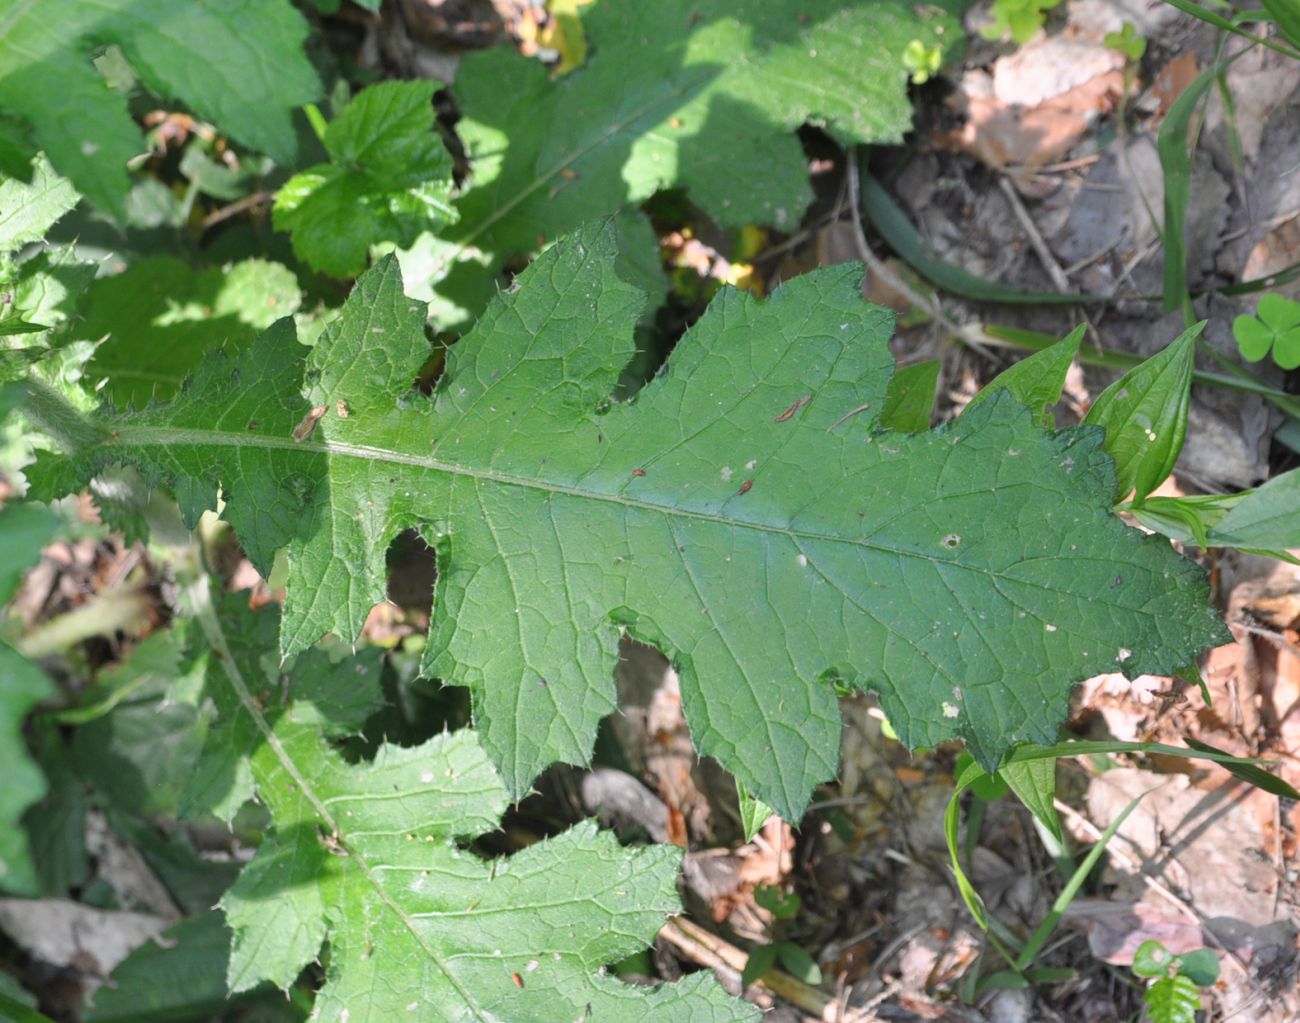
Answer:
(188, 580, 495, 1021)
(125, 423, 1176, 625)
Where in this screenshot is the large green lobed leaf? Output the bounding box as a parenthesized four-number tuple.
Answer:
(30, 222, 1228, 819)
(415, 0, 961, 321)
(192, 589, 754, 1023)
(0, 0, 320, 218)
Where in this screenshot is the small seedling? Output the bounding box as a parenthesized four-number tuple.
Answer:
(1131, 940, 1220, 1023)
(1105, 21, 1147, 61)
(743, 885, 823, 989)
(981, 0, 1063, 44)
(1233, 294, 1300, 369)
(902, 38, 943, 84)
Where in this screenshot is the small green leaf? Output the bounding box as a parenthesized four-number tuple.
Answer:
(902, 39, 943, 84)
(1133, 939, 1176, 978)
(775, 941, 823, 985)
(737, 779, 775, 843)
(967, 325, 1083, 427)
(0, 155, 78, 252)
(974, 970, 1030, 992)
(1174, 948, 1220, 987)
(274, 80, 457, 278)
(880, 359, 939, 432)
(1207, 468, 1300, 549)
(741, 943, 779, 989)
(1009, 5, 1046, 41)
(999, 756, 1061, 844)
(179, 144, 255, 202)
(1104, 21, 1147, 60)
(1233, 314, 1276, 362)
(1233, 294, 1300, 369)
(1083, 323, 1201, 504)
(1131, 491, 1246, 548)
(753, 884, 800, 920)
(1143, 973, 1201, 1023)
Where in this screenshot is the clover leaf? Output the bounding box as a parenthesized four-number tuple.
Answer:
(1232, 294, 1300, 370)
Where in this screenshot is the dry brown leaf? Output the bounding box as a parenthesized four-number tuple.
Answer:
(1152, 52, 1199, 120)
(1063, 897, 1206, 964)
(936, 67, 1124, 174)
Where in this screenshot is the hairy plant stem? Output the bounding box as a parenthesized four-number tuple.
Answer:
(19, 376, 106, 455)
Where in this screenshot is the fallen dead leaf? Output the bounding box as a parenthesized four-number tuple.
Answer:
(1152, 52, 1199, 120)
(0, 899, 167, 980)
(937, 65, 1124, 176)
(1064, 897, 1208, 963)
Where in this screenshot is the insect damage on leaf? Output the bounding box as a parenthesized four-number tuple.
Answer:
(30, 220, 1229, 820)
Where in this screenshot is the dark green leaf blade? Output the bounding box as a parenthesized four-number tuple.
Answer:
(422, 0, 961, 321)
(858, 173, 1103, 306)
(1083, 323, 1201, 504)
(0, 0, 320, 217)
(741, 943, 779, 989)
(82, 257, 302, 406)
(881, 359, 939, 432)
(1174, 948, 1220, 987)
(967, 325, 1083, 427)
(83, 912, 262, 1023)
(1158, 67, 1219, 311)
(775, 941, 822, 985)
(0, 499, 58, 895)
